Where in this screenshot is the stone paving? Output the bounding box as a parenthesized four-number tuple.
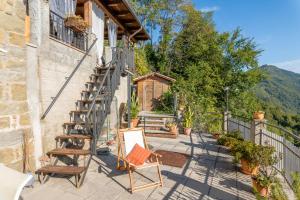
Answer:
(21, 132, 256, 200)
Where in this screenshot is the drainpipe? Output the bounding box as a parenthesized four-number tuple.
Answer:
(126, 27, 142, 128)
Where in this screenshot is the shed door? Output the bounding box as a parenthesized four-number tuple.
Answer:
(143, 81, 154, 111)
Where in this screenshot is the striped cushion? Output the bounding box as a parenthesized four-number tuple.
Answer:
(126, 144, 151, 166)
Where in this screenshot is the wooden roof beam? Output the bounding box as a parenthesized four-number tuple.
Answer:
(92, 0, 125, 31)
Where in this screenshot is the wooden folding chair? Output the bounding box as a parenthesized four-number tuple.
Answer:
(116, 128, 163, 193)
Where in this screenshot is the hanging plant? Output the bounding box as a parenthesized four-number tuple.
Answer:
(65, 15, 89, 33)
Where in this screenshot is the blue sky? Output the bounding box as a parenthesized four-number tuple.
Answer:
(193, 0, 300, 73)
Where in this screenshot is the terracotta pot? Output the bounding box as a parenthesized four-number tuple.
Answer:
(253, 111, 265, 120)
(241, 159, 259, 175)
(212, 132, 220, 139)
(184, 128, 192, 135)
(169, 126, 178, 135)
(252, 177, 269, 197)
(131, 118, 139, 128)
(179, 105, 185, 111)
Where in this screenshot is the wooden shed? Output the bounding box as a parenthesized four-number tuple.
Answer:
(134, 72, 175, 111)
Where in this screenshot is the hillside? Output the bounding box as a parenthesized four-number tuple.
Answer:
(255, 65, 300, 114)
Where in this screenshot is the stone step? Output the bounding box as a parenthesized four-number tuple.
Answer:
(144, 130, 177, 139)
(139, 119, 165, 125)
(36, 165, 86, 175)
(47, 148, 91, 156)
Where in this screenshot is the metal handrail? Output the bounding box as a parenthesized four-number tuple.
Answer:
(85, 49, 119, 119)
(41, 38, 97, 119)
(262, 121, 300, 141)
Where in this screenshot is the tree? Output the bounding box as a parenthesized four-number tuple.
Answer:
(169, 5, 263, 119)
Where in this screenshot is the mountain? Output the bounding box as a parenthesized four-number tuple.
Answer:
(255, 65, 300, 114)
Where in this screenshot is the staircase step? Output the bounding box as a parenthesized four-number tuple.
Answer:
(138, 124, 165, 127)
(63, 122, 89, 127)
(47, 148, 91, 156)
(144, 130, 177, 139)
(139, 119, 165, 125)
(55, 134, 92, 141)
(36, 165, 86, 175)
(70, 110, 89, 114)
(78, 99, 103, 104)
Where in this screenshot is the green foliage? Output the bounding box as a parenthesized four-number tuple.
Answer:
(255, 65, 300, 135)
(183, 105, 194, 128)
(154, 91, 174, 114)
(130, 92, 140, 119)
(168, 6, 262, 123)
(292, 172, 300, 200)
(270, 180, 288, 200)
(226, 130, 244, 141)
(134, 48, 151, 76)
(232, 141, 258, 167)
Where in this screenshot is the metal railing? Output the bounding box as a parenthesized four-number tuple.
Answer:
(257, 122, 300, 186)
(227, 114, 300, 187)
(41, 38, 97, 120)
(50, 11, 89, 51)
(85, 48, 124, 153)
(227, 114, 252, 141)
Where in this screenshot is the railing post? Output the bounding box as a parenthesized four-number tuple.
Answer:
(251, 117, 267, 144)
(223, 111, 230, 133)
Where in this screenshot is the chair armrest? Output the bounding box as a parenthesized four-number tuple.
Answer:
(150, 152, 162, 158)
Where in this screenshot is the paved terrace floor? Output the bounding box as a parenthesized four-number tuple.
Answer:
(22, 132, 256, 200)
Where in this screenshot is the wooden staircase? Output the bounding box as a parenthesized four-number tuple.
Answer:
(36, 54, 123, 187)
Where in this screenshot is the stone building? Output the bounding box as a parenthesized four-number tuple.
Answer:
(0, 0, 149, 172)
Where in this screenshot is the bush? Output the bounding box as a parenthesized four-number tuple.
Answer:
(154, 91, 174, 114)
(292, 172, 300, 200)
(232, 141, 258, 167)
(217, 136, 239, 148)
(226, 130, 244, 141)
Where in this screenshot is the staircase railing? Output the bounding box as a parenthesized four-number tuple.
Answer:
(85, 47, 124, 153)
(41, 38, 97, 120)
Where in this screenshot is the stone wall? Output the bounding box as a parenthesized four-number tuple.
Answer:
(0, 0, 130, 171)
(0, 0, 35, 171)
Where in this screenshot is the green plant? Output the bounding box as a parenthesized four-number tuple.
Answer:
(292, 172, 300, 200)
(183, 105, 193, 128)
(252, 145, 282, 198)
(226, 130, 244, 141)
(166, 122, 177, 128)
(270, 179, 288, 200)
(232, 141, 258, 168)
(130, 93, 140, 119)
(154, 91, 175, 114)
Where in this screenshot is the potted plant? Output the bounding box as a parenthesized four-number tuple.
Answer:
(130, 93, 140, 128)
(251, 145, 280, 198)
(233, 141, 259, 175)
(183, 106, 193, 135)
(166, 122, 178, 134)
(253, 111, 265, 120)
(65, 15, 89, 32)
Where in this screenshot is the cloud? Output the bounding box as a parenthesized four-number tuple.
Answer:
(200, 6, 220, 13)
(272, 59, 300, 74)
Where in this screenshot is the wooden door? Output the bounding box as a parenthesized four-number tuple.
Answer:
(143, 81, 154, 111)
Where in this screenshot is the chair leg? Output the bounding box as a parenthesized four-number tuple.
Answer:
(75, 174, 79, 188)
(128, 168, 134, 193)
(157, 164, 163, 187)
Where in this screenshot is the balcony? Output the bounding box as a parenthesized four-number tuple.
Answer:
(49, 11, 88, 52)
